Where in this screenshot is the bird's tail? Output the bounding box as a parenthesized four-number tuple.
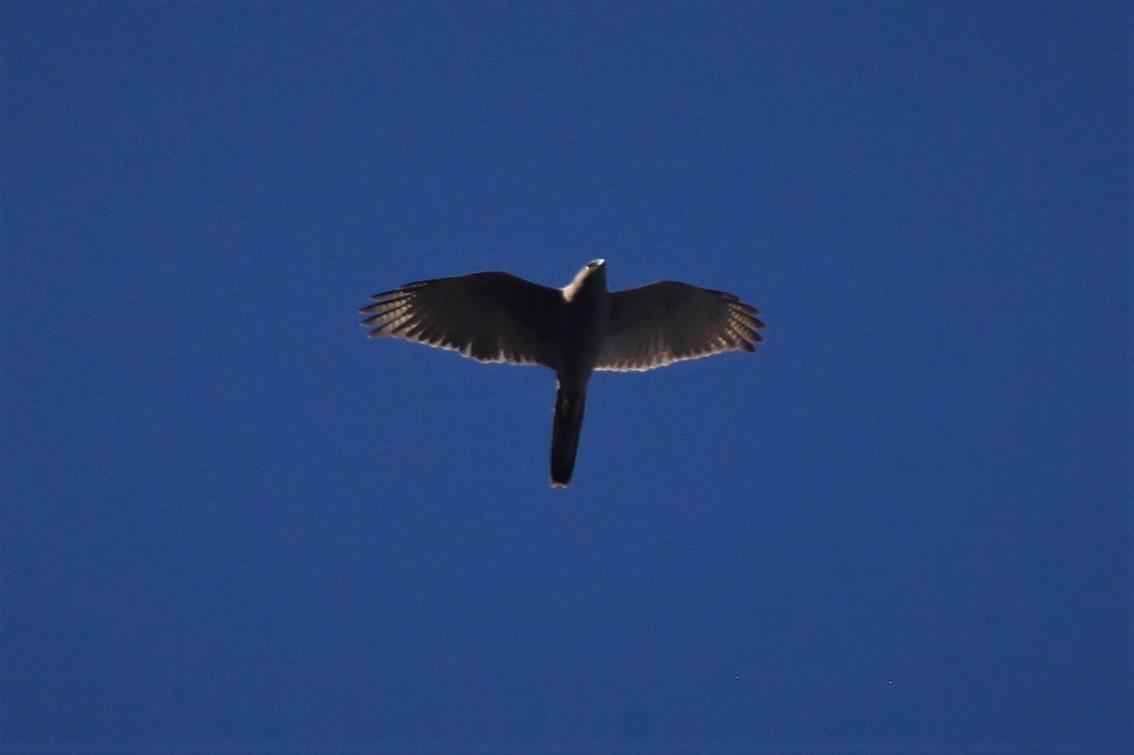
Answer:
(550, 385, 586, 487)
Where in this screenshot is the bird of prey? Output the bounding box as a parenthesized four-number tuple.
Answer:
(360, 260, 764, 487)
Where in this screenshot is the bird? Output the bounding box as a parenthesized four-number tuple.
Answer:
(360, 260, 764, 487)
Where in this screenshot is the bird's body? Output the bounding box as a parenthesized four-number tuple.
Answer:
(549, 262, 610, 485)
(360, 260, 764, 486)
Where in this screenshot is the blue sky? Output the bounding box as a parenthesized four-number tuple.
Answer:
(2, 2, 1131, 752)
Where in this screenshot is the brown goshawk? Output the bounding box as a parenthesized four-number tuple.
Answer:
(360, 260, 764, 486)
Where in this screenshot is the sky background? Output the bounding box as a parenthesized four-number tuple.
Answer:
(2, 2, 1131, 753)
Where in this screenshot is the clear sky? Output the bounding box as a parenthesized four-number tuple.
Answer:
(2, 2, 1131, 753)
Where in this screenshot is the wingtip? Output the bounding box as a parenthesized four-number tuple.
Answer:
(359, 313, 388, 331)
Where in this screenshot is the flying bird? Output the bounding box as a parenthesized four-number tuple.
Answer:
(360, 260, 764, 486)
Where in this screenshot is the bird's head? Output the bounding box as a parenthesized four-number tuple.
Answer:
(563, 259, 608, 301)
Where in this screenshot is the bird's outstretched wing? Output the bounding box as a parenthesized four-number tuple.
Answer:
(596, 281, 764, 372)
(360, 272, 562, 367)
